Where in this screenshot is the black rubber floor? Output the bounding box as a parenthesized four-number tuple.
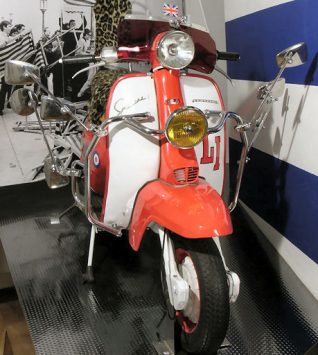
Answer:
(0, 181, 317, 354)
(219, 210, 318, 355)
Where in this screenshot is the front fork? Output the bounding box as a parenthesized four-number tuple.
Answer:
(158, 228, 189, 311)
(214, 238, 240, 303)
(156, 226, 240, 311)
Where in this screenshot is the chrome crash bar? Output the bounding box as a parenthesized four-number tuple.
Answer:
(71, 110, 247, 231)
(28, 77, 246, 217)
(71, 112, 160, 235)
(224, 112, 248, 212)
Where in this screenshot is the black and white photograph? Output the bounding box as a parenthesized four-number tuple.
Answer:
(0, 0, 94, 186)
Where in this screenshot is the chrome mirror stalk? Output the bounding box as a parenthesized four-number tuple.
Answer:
(27, 72, 89, 132)
(43, 156, 70, 189)
(247, 43, 306, 153)
(26, 92, 69, 186)
(227, 43, 307, 211)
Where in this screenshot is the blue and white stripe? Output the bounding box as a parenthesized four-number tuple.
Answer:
(225, 0, 318, 297)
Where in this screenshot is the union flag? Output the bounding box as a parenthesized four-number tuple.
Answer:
(163, 3, 179, 18)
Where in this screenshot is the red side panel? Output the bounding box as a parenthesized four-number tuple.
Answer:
(81, 130, 107, 195)
(129, 179, 233, 251)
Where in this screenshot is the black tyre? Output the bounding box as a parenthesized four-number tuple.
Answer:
(173, 235, 229, 355)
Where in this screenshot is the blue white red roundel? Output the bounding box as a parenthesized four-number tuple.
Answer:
(93, 152, 100, 167)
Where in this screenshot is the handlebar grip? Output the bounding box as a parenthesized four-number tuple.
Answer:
(60, 55, 96, 65)
(217, 51, 240, 61)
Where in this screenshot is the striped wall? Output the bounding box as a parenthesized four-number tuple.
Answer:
(224, 0, 318, 287)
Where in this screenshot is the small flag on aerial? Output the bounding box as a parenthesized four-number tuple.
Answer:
(163, 3, 179, 18)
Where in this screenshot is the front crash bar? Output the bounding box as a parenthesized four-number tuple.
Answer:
(225, 112, 248, 212)
(70, 108, 246, 224)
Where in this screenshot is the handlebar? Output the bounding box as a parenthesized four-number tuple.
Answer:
(60, 55, 96, 65)
(217, 51, 240, 61)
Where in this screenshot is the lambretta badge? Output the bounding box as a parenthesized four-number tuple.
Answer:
(193, 99, 219, 105)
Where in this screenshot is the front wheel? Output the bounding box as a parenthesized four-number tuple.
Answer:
(173, 236, 229, 355)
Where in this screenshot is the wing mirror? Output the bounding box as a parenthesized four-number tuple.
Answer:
(9, 88, 37, 116)
(5, 60, 40, 85)
(276, 42, 307, 68)
(40, 96, 74, 121)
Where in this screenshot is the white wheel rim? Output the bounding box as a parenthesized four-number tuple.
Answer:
(178, 256, 200, 324)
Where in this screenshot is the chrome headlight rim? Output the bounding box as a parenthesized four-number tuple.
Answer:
(165, 106, 208, 149)
(157, 30, 195, 70)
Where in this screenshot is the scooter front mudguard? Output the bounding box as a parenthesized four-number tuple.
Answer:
(129, 179, 233, 251)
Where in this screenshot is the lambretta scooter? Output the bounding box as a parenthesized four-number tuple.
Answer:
(5, 0, 307, 353)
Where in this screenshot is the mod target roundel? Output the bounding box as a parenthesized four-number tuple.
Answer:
(93, 152, 100, 167)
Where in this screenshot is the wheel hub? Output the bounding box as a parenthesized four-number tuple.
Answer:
(178, 256, 200, 324)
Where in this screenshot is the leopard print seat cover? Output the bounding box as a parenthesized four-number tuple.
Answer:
(89, 0, 131, 125)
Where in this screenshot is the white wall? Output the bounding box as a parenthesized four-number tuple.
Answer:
(187, 0, 228, 106)
(204, 0, 228, 107)
(223, 0, 318, 300)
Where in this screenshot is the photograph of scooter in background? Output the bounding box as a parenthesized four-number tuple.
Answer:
(0, 0, 93, 187)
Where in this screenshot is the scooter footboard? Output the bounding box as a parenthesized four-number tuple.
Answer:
(129, 179, 233, 251)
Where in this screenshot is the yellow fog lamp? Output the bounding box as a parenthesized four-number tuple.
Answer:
(165, 107, 208, 149)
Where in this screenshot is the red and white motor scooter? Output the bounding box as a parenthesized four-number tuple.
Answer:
(5, 0, 307, 353)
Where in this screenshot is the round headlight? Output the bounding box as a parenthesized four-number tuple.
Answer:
(157, 31, 195, 70)
(166, 107, 208, 149)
